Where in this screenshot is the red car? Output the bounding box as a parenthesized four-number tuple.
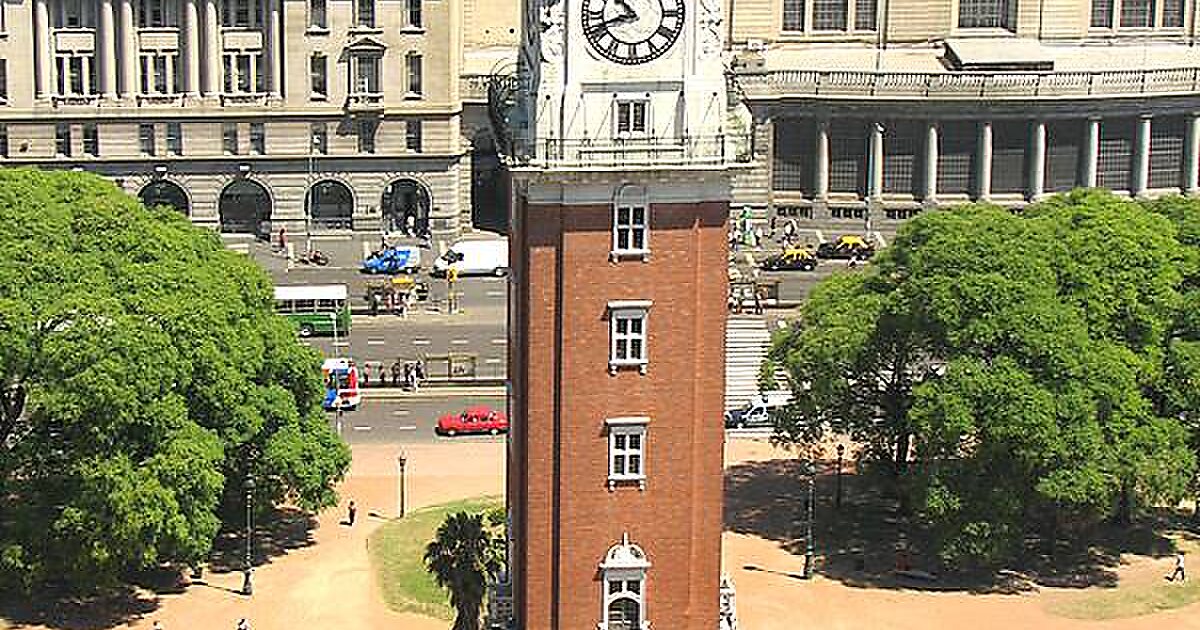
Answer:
(435, 405, 508, 437)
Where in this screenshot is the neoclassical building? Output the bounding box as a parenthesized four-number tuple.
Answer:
(728, 0, 1200, 230)
(0, 0, 517, 241)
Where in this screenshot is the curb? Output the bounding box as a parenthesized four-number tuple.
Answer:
(360, 385, 507, 399)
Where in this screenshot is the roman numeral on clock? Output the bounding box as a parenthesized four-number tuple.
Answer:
(655, 25, 676, 40)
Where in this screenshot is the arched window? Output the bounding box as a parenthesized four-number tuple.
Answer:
(600, 534, 649, 630)
(307, 179, 354, 230)
(139, 180, 189, 215)
(219, 178, 271, 235)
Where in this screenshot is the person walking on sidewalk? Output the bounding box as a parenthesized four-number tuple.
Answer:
(236, 619, 250, 630)
(347, 500, 357, 526)
(414, 361, 424, 391)
(1168, 551, 1187, 582)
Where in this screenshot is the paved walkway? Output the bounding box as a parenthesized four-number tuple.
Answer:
(13, 439, 1200, 630)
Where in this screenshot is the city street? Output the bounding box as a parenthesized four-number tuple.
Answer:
(304, 315, 507, 375)
(328, 393, 507, 445)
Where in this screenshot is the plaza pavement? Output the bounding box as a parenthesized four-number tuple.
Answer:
(14, 440, 1200, 630)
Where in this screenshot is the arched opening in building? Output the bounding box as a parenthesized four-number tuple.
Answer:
(607, 598, 640, 630)
(470, 129, 509, 234)
(381, 178, 431, 237)
(219, 179, 271, 235)
(138, 180, 190, 215)
(306, 179, 354, 230)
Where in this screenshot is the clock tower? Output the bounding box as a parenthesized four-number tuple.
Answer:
(501, 0, 741, 624)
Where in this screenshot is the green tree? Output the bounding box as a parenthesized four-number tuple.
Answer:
(424, 511, 506, 630)
(772, 191, 1195, 569)
(0, 169, 350, 592)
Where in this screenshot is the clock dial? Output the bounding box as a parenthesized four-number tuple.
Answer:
(582, 0, 685, 65)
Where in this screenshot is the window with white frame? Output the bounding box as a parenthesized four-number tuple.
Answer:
(223, 51, 264, 93)
(958, 0, 1016, 29)
(139, 123, 156, 155)
(600, 536, 649, 630)
(405, 119, 422, 152)
(166, 122, 182, 155)
(613, 203, 647, 255)
(352, 54, 380, 94)
(615, 100, 648, 138)
(606, 418, 648, 488)
(310, 54, 327, 99)
(138, 0, 177, 27)
(221, 0, 261, 27)
(781, 0, 877, 32)
(608, 301, 649, 371)
(55, 0, 96, 28)
(311, 122, 328, 154)
(355, 0, 375, 28)
(82, 122, 99, 156)
(55, 123, 72, 156)
(1091, 0, 1183, 27)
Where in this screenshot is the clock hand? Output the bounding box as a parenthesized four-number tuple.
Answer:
(604, 11, 636, 24)
(612, 0, 637, 18)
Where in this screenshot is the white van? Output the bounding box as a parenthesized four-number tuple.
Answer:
(432, 238, 509, 277)
(724, 391, 792, 429)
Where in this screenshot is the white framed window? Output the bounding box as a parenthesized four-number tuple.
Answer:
(600, 535, 650, 630)
(355, 0, 375, 28)
(405, 52, 423, 97)
(352, 55, 381, 94)
(606, 417, 648, 489)
(613, 203, 648, 257)
(608, 300, 650, 373)
(615, 99, 648, 138)
(310, 54, 327, 99)
(1091, 0, 1184, 28)
(406, 0, 421, 27)
(309, 0, 327, 29)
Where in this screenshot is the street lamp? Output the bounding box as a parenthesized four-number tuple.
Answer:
(836, 444, 845, 510)
(306, 131, 321, 255)
(801, 460, 816, 579)
(242, 474, 255, 596)
(397, 451, 408, 518)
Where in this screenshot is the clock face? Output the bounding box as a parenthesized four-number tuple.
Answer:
(582, 0, 685, 65)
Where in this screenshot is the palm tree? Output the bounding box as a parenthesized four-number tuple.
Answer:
(425, 511, 505, 630)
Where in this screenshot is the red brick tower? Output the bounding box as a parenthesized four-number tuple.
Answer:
(503, 0, 739, 625)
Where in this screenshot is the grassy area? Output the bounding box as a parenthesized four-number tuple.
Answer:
(1048, 538, 1200, 621)
(368, 496, 502, 620)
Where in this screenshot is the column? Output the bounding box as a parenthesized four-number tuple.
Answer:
(184, 0, 201, 95)
(119, 0, 137, 97)
(1185, 114, 1200, 194)
(267, 0, 281, 96)
(868, 122, 883, 199)
(35, 0, 52, 98)
(1133, 114, 1152, 196)
(166, 54, 176, 94)
(203, 0, 221, 96)
(977, 121, 993, 200)
(99, 0, 117, 98)
(1029, 120, 1046, 199)
(1082, 117, 1100, 188)
(924, 121, 939, 201)
(814, 119, 830, 200)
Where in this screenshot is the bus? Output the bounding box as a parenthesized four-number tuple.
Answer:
(274, 284, 352, 338)
(322, 357, 361, 410)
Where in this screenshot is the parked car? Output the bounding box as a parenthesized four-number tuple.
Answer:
(432, 238, 509, 277)
(816, 235, 875, 260)
(361, 245, 421, 275)
(724, 393, 791, 429)
(435, 405, 509, 436)
(761, 247, 818, 271)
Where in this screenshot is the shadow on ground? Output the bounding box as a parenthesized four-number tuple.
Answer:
(725, 457, 1187, 594)
(0, 506, 318, 630)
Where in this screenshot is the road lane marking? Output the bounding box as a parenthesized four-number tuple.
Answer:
(397, 425, 417, 431)
(451, 338, 470, 345)
(353, 425, 373, 431)
(412, 338, 431, 345)
(367, 339, 386, 346)
(482, 277, 505, 284)
(486, 291, 506, 297)
(485, 358, 503, 364)
(491, 338, 507, 345)
(333, 341, 351, 347)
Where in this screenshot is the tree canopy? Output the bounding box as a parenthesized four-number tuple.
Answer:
(770, 190, 1198, 568)
(0, 170, 350, 591)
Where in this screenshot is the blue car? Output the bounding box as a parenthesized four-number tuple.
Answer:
(361, 246, 421, 275)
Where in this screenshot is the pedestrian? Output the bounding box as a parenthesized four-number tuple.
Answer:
(403, 362, 413, 390)
(414, 361, 424, 390)
(347, 500, 357, 526)
(391, 360, 403, 387)
(1168, 551, 1187, 582)
(277, 226, 286, 252)
(237, 619, 250, 630)
(405, 214, 416, 237)
(369, 292, 380, 317)
(361, 366, 370, 388)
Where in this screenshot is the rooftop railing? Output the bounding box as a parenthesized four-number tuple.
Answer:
(507, 134, 753, 169)
(735, 66, 1200, 100)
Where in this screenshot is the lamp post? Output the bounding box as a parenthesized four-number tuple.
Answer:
(306, 131, 317, 255)
(242, 474, 255, 596)
(836, 443, 845, 510)
(397, 451, 408, 518)
(802, 460, 816, 579)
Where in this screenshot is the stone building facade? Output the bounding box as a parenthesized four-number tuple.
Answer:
(727, 0, 1200, 231)
(0, 0, 517, 242)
